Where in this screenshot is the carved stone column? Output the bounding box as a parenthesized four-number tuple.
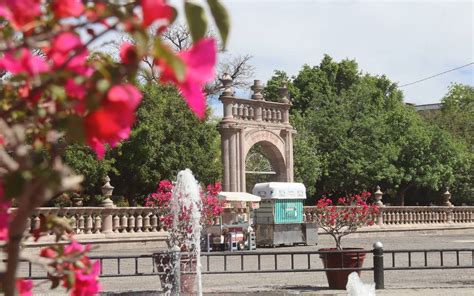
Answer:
(374, 186, 384, 226)
(101, 175, 115, 234)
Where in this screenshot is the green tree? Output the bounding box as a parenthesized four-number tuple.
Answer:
(265, 55, 470, 205)
(436, 83, 474, 148)
(63, 144, 115, 196)
(111, 84, 221, 205)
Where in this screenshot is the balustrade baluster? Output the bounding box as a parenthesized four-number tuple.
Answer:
(277, 110, 282, 122)
(77, 212, 85, 234)
(121, 213, 129, 233)
(262, 108, 267, 120)
(395, 211, 400, 224)
(272, 109, 276, 122)
(243, 106, 249, 119)
(238, 104, 244, 118)
(143, 212, 151, 232)
(407, 211, 413, 224)
(403, 212, 408, 224)
(150, 214, 158, 232)
(128, 214, 136, 233)
(113, 214, 120, 233)
(232, 104, 238, 117)
(249, 107, 254, 119)
(85, 211, 93, 234)
(94, 214, 102, 234)
(136, 211, 143, 232)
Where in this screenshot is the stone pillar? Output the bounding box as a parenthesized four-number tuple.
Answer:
(229, 133, 237, 192)
(251, 80, 264, 100)
(221, 130, 230, 192)
(374, 185, 384, 207)
(101, 175, 115, 234)
(443, 188, 454, 223)
(220, 74, 234, 120)
(443, 188, 453, 207)
(278, 81, 290, 104)
(239, 128, 246, 192)
(374, 186, 384, 226)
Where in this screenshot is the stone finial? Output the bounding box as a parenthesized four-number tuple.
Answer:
(374, 185, 383, 207)
(251, 80, 264, 100)
(278, 81, 290, 103)
(443, 187, 453, 207)
(101, 175, 115, 208)
(220, 73, 233, 96)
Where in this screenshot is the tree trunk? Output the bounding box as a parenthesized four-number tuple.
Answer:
(396, 184, 412, 206)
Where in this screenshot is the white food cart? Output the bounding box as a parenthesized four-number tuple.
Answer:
(203, 192, 261, 251)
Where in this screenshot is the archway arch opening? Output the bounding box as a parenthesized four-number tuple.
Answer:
(245, 140, 287, 192)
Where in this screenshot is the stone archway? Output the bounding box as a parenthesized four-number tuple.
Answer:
(218, 77, 295, 192)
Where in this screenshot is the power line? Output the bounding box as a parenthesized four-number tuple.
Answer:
(399, 62, 474, 88)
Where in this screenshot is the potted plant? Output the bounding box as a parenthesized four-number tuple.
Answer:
(146, 180, 223, 293)
(314, 191, 379, 289)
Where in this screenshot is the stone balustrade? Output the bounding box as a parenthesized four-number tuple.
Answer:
(12, 207, 166, 236)
(6, 205, 473, 242)
(221, 97, 290, 125)
(303, 206, 474, 225)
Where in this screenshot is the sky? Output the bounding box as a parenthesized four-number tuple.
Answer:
(214, 0, 473, 106)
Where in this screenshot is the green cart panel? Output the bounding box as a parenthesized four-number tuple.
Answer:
(274, 199, 303, 224)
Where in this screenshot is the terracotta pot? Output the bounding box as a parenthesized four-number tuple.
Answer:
(154, 253, 197, 293)
(319, 248, 366, 289)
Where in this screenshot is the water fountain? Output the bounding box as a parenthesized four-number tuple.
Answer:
(154, 169, 203, 296)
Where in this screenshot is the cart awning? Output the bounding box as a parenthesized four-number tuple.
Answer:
(218, 192, 261, 202)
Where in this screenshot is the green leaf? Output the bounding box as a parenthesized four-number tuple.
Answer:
(185, 1, 208, 43)
(154, 40, 186, 82)
(207, 0, 230, 49)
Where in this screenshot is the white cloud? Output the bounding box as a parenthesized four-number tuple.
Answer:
(221, 0, 473, 104)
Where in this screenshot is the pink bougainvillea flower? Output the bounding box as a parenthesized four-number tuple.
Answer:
(0, 0, 41, 30)
(71, 261, 101, 296)
(65, 79, 86, 100)
(84, 84, 142, 158)
(64, 240, 90, 255)
(52, 0, 84, 18)
(119, 42, 137, 65)
(141, 0, 174, 28)
(158, 38, 217, 119)
(0, 181, 11, 241)
(48, 32, 92, 76)
(16, 279, 33, 296)
(39, 247, 58, 259)
(0, 48, 50, 76)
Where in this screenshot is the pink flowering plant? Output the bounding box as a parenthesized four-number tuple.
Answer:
(145, 180, 223, 249)
(315, 192, 379, 250)
(0, 0, 229, 295)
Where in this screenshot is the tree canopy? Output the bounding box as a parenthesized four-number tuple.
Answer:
(265, 55, 472, 205)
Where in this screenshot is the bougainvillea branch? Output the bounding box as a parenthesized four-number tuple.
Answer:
(0, 0, 230, 295)
(315, 192, 379, 250)
(145, 180, 223, 250)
